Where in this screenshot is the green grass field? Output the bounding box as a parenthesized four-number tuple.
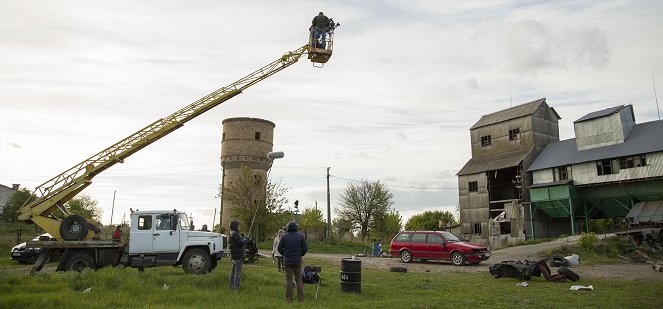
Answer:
(1, 252, 662, 309)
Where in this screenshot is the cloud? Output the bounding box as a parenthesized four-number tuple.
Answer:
(0, 140, 21, 150)
(501, 19, 611, 73)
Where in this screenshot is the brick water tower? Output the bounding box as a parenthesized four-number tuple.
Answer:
(219, 117, 275, 230)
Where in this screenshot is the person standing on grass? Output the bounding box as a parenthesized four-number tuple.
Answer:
(277, 221, 308, 302)
(272, 229, 285, 272)
(228, 220, 246, 291)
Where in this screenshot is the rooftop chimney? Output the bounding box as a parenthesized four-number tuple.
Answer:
(12, 184, 20, 190)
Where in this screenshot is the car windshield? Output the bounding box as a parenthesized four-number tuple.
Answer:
(443, 232, 461, 242)
(178, 213, 190, 230)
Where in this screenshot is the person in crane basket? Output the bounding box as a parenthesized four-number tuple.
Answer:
(311, 12, 330, 49)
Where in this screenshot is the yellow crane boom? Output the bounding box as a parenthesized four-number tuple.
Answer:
(18, 26, 337, 240)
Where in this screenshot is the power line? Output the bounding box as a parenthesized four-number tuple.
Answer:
(329, 175, 458, 190)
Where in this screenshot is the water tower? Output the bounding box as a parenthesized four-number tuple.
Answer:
(219, 117, 275, 230)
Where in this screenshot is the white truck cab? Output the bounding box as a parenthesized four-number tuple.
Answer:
(124, 210, 226, 274)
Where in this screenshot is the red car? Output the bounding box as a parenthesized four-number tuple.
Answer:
(389, 231, 491, 266)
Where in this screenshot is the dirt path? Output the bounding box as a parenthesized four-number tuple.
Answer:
(283, 237, 663, 281)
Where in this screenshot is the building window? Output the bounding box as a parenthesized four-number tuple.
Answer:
(509, 128, 521, 141)
(619, 155, 647, 169)
(481, 135, 492, 147)
(553, 165, 573, 181)
(596, 159, 618, 176)
(473, 223, 482, 234)
(254, 132, 261, 140)
(468, 181, 478, 192)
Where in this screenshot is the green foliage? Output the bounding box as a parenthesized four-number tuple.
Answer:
(369, 210, 402, 242)
(65, 194, 103, 224)
(336, 180, 394, 241)
(589, 217, 626, 233)
(221, 165, 291, 241)
(1, 188, 34, 222)
(405, 210, 458, 231)
(300, 205, 325, 228)
(331, 217, 353, 239)
(577, 232, 598, 252)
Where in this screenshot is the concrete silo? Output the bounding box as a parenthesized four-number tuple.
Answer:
(219, 117, 275, 230)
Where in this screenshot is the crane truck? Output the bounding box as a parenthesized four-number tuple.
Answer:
(19, 24, 339, 275)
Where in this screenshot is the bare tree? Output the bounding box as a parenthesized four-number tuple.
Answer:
(336, 180, 394, 241)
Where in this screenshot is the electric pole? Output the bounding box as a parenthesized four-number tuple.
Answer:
(326, 167, 331, 239)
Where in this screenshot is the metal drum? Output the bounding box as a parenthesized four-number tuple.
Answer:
(340, 257, 361, 293)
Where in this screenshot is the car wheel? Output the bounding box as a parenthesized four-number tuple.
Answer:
(65, 252, 96, 272)
(182, 248, 212, 274)
(400, 250, 412, 263)
(451, 252, 466, 266)
(60, 215, 90, 240)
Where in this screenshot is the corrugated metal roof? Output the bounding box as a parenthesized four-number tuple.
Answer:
(574, 105, 624, 123)
(470, 98, 555, 130)
(625, 200, 663, 224)
(528, 119, 663, 171)
(457, 148, 533, 176)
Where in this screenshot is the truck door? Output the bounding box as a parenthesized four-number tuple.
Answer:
(152, 214, 180, 253)
(129, 214, 154, 253)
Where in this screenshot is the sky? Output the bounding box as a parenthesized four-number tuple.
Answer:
(1, 0, 663, 232)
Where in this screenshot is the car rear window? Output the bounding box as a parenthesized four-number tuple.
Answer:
(411, 233, 426, 243)
(394, 233, 411, 242)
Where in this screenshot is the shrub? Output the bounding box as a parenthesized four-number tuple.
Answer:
(577, 232, 598, 252)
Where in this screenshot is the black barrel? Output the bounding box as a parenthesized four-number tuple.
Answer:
(340, 257, 361, 293)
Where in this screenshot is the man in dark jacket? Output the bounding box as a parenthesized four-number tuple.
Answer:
(228, 220, 246, 290)
(277, 221, 308, 302)
(311, 12, 330, 49)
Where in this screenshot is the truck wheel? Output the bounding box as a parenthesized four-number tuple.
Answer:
(65, 252, 96, 272)
(182, 248, 212, 274)
(60, 215, 90, 240)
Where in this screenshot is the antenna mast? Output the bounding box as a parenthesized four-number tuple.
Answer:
(653, 70, 660, 120)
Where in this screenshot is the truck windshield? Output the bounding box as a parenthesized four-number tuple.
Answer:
(178, 214, 190, 230)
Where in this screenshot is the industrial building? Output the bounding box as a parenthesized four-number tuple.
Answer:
(0, 183, 19, 215)
(458, 100, 663, 247)
(527, 105, 663, 237)
(457, 98, 560, 247)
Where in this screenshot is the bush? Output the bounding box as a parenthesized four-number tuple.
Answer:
(577, 232, 598, 252)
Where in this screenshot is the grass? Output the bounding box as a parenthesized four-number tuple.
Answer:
(1, 250, 662, 308)
(547, 236, 663, 265)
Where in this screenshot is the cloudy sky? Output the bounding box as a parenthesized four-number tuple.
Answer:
(2, 1, 662, 231)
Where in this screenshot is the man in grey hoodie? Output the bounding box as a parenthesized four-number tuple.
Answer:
(228, 220, 246, 290)
(277, 221, 308, 302)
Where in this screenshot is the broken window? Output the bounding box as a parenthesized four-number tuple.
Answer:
(509, 128, 521, 141)
(473, 223, 482, 234)
(469, 181, 478, 192)
(619, 155, 647, 169)
(596, 159, 617, 176)
(500, 222, 511, 234)
(553, 165, 572, 181)
(481, 135, 492, 147)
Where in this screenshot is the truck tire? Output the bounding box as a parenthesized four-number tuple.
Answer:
(65, 252, 96, 272)
(60, 215, 90, 240)
(182, 248, 212, 274)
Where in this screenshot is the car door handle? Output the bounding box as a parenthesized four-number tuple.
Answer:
(153, 234, 160, 236)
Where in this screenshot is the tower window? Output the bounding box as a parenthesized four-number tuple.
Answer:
(481, 135, 491, 147)
(509, 128, 521, 141)
(255, 132, 261, 140)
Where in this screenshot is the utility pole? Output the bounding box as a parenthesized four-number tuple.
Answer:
(326, 167, 331, 239)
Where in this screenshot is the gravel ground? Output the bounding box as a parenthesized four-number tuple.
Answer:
(287, 237, 663, 281)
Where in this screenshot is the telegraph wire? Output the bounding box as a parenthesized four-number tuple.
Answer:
(329, 175, 458, 190)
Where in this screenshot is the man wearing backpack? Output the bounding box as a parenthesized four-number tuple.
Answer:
(277, 221, 308, 302)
